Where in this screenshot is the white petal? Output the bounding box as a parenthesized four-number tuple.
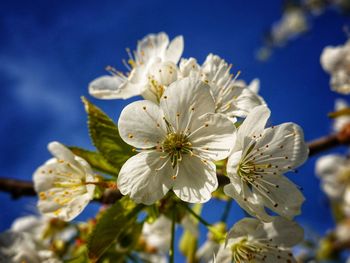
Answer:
(117, 152, 173, 205)
(248, 78, 260, 93)
(118, 100, 166, 149)
(160, 76, 215, 132)
(252, 122, 309, 173)
(236, 105, 271, 147)
(225, 217, 260, 242)
(173, 156, 218, 203)
(254, 174, 304, 219)
(47, 142, 75, 163)
(226, 150, 242, 175)
(219, 84, 266, 118)
(11, 216, 45, 238)
(320, 46, 344, 72)
(179, 57, 199, 77)
(214, 244, 232, 263)
(261, 217, 304, 247)
(88, 75, 141, 100)
(137, 32, 169, 62)
(165, 35, 184, 64)
(38, 192, 92, 221)
(315, 154, 345, 179)
(333, 99, 350, 132)
(223, 182, 273, 222)
(143, 215, 171, 252)
(259, 250, 296, 263)
(191, 113, 236, 161)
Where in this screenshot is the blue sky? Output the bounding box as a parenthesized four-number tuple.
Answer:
(0, 0, 350, 260)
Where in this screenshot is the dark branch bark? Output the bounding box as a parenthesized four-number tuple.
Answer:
(0, 178, 36, 199)
(308, 134, 341, 157)
(308, 124, 350, 157)
(1, 126, 350, 202)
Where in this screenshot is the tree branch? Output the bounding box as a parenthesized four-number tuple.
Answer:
(308, 124, 350, 157)
(1, 126, 350, 202)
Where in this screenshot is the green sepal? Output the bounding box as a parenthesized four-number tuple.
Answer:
(69, 146, 119, 177)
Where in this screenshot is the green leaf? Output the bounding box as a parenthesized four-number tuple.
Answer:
(179, 204, 202, 263)
(64, 246, 88, 263)
(68, 146, 119, 176)
(87, 198, 144, 261)
(82, 97, 134, 173)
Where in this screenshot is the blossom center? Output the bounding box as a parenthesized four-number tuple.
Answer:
(231, 238, 263, 262)
(162, 132, 192, 167)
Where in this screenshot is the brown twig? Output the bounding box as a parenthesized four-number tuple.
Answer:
(308, 123, 350, 157)
(2, 126, 350, 202)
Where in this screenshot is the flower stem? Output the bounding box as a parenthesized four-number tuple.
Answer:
(220, 199, 232, 223)
(170, 207, 176, 263)
(181, 203, 212, 227)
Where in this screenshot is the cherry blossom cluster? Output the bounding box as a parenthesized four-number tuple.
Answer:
(1, 32, 311, 263)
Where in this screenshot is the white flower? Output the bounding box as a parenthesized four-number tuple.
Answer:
(33, 142, 97, 221)
(320, 40, 350, 94)
(117, 76, 236, 204)
(333, 99, 350, 132)
(316, 154, 350, 207)
(142, 215, 172, 253)
(224, 105, 308, 221)
(139, 215, 171, 263)
(89, 32, 184, 102)
(11, 215, 76, 245)
(335, 219, 350, 244)
(271, 8, 308, 47)
(11, 215, 47, 240)
(215, 217, 303, 263)
(179, 54, 265, 118)
(0, 231, 61, 263)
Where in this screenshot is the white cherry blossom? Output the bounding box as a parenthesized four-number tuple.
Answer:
(117, 76, 236, 204)
(89, 32, 184, 102)
(0, 231, 61, 263)
(316, 154, 350, 214)
(215, 217, 303, 263)
(179, 54, 265, 118)
(321, 40, 350, 94)
(11, 215, 76, 246)
(333, 99, 350, 132)
(270, 8, 308, 47)
(224, 105, 308, 221)
(142, 215, 172, 253)
(33, 142, 97, 221)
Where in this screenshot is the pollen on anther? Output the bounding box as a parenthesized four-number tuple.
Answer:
(39, 192, 47, 200)
(204, 123, 209, 127)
